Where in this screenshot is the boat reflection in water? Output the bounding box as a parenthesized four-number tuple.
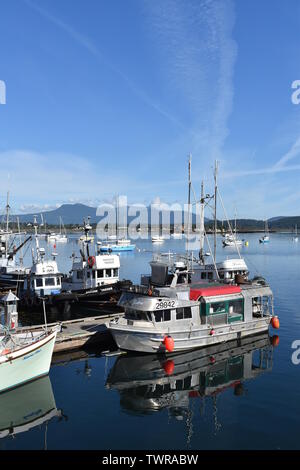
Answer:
(0, 376, 63, 443)
(106, 334, 276, 431)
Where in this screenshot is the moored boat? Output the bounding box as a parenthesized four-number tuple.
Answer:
(0, 292, 59, 393)
(107, 258, 277, 353)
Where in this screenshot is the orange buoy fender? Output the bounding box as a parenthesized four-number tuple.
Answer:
(88, 256, 96, 268)
(163, 359, 175, 375)
(164, 335, 174, 352)
(271, 316, 280, 329)
(271, 335, 280, 347)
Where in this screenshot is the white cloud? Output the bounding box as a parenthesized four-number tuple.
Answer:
(0, 149, 128, 211)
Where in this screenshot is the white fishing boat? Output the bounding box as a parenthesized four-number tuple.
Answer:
(0, 292, 59, 393)
(20, 217, 63, 306)
(107, 160, 278, 354)
(107, 260, 277, 353)
(62, 243, 120, 292)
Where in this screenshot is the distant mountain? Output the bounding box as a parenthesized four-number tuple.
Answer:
(15, 204, 98, 225)
(13, 203, 201, 226)
(268, 216, 285, 222)
(10, 204, 300, 230)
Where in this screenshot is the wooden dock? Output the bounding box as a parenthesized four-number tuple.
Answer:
(15, 313, 122, 353)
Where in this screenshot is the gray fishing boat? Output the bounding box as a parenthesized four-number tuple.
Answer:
(107, 256, 279, 353)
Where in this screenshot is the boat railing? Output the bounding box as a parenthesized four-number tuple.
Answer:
(122, 283, 160, 297)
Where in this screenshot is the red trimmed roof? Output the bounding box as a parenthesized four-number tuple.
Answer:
(190, 285, 241, 300)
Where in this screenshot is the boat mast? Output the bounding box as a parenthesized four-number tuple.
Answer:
(5, 191, 10, 234)
(187, 154, 192, 258)
(33, 215, 40, 264)
(213, 161, 219, 264)
(199, 181, 205, 265)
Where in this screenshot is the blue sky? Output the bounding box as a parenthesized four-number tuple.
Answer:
(1, 0, 300, 218)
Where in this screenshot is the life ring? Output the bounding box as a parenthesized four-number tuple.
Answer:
(88, 256, 96, 268)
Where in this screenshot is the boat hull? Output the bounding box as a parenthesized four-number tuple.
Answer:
(109, 317, 271, 354)
(100, 245, 135, 252)
(0, 330, 57, 393)
(0, 272, 25, 289)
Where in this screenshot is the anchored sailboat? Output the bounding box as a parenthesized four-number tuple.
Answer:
(293, 224, 298, 243)
(100, 197, 135, 252)
(259, 220, 270, 243)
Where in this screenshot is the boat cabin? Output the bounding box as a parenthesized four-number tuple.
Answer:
(23, 258, 62, 297)
(192, 259, 249, 284)
(117, 282, 273, 330)
(63, 254, 120, 292)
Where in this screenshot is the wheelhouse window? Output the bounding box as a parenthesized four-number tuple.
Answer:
(176, 307, 192, 320)
(126, 309, 151, 321)
(113, 268, 119, 277)
(56, 277, 61, 286)
(154, 310, 171, 322)
(45, 277, 55, 287)
(35, 278, 43, 288)
(97, 269, 104, 278)
(201, 272, 207, 279)
(208, 272, 213, 280)
(76, 271, 83, 280)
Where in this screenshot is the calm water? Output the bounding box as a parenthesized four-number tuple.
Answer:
(1, 233, 300, 450)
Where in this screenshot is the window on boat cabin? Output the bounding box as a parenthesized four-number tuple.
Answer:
(45, 277, 55, 287)
(87, 271, 91, 279)
(97, 269, 104, 278)
(176, 307, 192, 320)
(219, 272, 224, 280)
(77, 271, 83, 280)
(228, 299, 243, 315)
(209, 302, 226, 314)
(105, 269, 113, 277)
(56, 277, 61, 286)
(154, 310, 171, 322)
(35, 278, 43, 288)
(201, 272, 207, 279)
(126, 309, 150, 321)
(208, 272, 213, 280)
(92, 271, 96, 279)
(113, 268, 118, 277)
